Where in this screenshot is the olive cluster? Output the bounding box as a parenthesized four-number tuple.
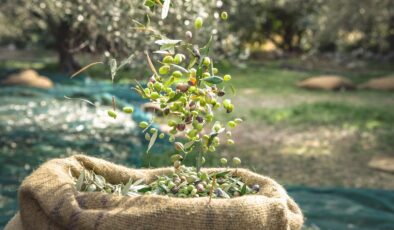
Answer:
(108, 8, 242, 171)
(139, 50, 242, 163)
(146, 165, 259, 198)
(75, 167, 260, 199)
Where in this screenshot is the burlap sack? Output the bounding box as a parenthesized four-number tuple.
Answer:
(1, 69, 54, 89)
(297, 75, 355, 90)
(6, 155, 303, 230)
(358, 76, 394, 91)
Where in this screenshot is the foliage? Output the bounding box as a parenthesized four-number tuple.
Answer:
(225, 0, 320, 52)
(0, 0, 235, 72)
(315, 0, 394, 54)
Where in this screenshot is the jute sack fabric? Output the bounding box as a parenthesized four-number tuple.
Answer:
(6, 155, 303, 230)
(297, 75, 355, 90)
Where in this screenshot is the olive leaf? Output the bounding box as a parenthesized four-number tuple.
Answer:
(64, 96, 96, 107)
(137, 186, 152, 193)
(230, 84, 236, 95)
(117, 54, 134, 71)
(153, 50, 171, 55)
(160, 44, 176, 51)
(76, 170, 85, 191)
(121, 179, 133, 195)
(188, 56, 197, 69)
(195, 141, 204, 172)
(109, 58, 117, 83)
(161, 0, 171, 19)
(215, 171, 231, 178)
(167, 92, 182, 103)
(94, 174, 106, 189)
(144, 14, 151, 27)
(184, 140, 195, 150)
(202, 76, 223, 84)
(170, 64, 189, 73)
(200, 36, 213, 57)
(240, 184, 247, 195)
(155, 39, 181, 46)
(144, 0, 155, 7)
(146, 130, 158, 153)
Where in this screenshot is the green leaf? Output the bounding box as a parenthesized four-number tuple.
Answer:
(184, 140, 195, 150)
(159, 184, 170, 193)
(144, 14, 151, 27)
(167, 92, 182, 103)
(132, 178, 145, 186)
(94, 175, 106, 189)
(160, 44, 176, 51)
(121, 179, 133, 195)
(195, 141, 204, 173)
(146, 130, 158, 153)
(188, 56, 197, 69)
(164, 76, 175, 87)
(144, 0, 155, 7)
(117, 54, 134, 70)
(202, 76, 223, 84)
(109, 58, 117, 83)
(215, 171, 231, 178)
(207, 132, 218, 146)
(155, 39, 182, 46)
(230, 84, 236, 95)
(137, 186, 152, 193)
(76, 170, 85, 191)
(200, 36, 213, 57)
(161, 0, 171, 19)
(170, 64, 189, 73)
(240, 184, 247, 195)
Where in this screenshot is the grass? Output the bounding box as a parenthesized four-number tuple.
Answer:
(250, 101, 394, 128)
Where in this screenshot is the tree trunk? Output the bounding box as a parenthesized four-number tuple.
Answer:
(57, 46, 80, 73)
(54, 21, 81, 73)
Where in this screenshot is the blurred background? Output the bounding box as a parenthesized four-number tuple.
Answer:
(0, 0, 393, 229)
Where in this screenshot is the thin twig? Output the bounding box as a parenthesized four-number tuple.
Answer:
(144, 50, 158, 76)
(208, 174, 216, 204)
(112, 96, 116, 111)
(70, 62, 103, 78)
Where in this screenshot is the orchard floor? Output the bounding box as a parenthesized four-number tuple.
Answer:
(0, 53, 393, 229)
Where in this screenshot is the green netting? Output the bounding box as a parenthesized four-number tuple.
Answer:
(288, 187, 394, 230)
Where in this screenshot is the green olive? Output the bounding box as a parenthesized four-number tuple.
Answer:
(223, 74, 232, 81)
(221, 11, 228, 20)
(227, 139, 235, 145)
(163, 56, 174, 64)
(122, 106, 134, 114)
(194, 17, 203, 29)
(159, 65, 170, 75)
(150, 92, 160, 100)
(227, 121, 236, 128)
(203, 57, 211, 66)
(220, 158, 228, 165)
(172, 70, 183, 78)
(139, 121, 149, 129)
(202, 72, 210, 78)
(107, 110, 117, 119)
(174, 54, 184, 64)
(232, 157, 241, 166)
(234, 118, 243, 124)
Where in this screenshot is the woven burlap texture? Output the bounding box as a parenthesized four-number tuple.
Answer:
(7, 154, 303, 230)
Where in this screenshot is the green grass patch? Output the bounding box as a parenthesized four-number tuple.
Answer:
(250, 101, 394, 128)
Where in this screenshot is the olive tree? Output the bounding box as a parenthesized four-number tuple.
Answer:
(0, 0, 234, 72)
